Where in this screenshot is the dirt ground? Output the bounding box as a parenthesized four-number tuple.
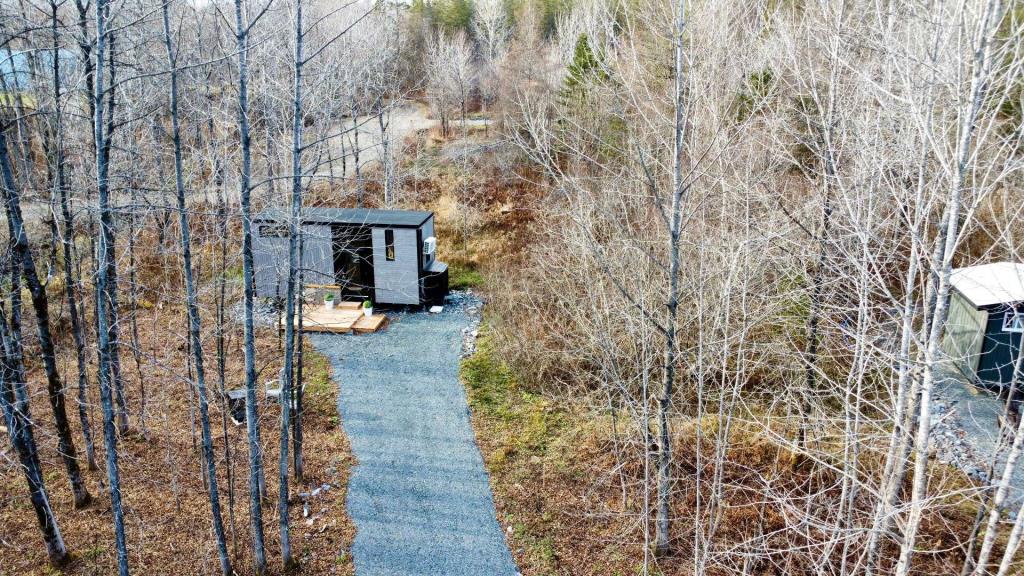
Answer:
(0, 297, 355, 576)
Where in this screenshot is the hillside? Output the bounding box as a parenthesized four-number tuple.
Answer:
(0, 0, 1023, 575)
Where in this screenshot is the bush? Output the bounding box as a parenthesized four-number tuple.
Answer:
(449, 263, 485, 289)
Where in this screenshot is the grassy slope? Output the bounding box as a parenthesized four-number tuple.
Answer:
(462, 330, 652, 576)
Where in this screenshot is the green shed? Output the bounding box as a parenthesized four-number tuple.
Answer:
(942, 262, 1024, 389)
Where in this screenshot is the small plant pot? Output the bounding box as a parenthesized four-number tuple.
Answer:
(324, 299, 335, 310)
(364, 307, 373, 317)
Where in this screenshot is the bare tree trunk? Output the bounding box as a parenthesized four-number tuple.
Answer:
(0, 289, 68, 567)
(214, 157, 239, 560)
(127, 179, 146, 436)
(233, 1, 268, 572)
(654, 0, 687, 555)
(895, 3, 1006, 573)
(293, 232, 304, 482)
(798, 141, 834, 451)
(376, 106, 393, 207)
(996, 492, 1024, 576)
(93, 2, 129, 573)
(161, 5, 232, 573)
(0, 127, 91, 509)
(99, 23, 129, 435)
(351, 101, 362, 206)
(49, 0, 97, 472)
(277, 2, 306, 567)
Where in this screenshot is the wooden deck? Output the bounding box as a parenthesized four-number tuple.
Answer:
(281, 304, 388, 334)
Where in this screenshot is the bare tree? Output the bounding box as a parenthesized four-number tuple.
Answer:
(92, 1, 129, 573)
(161, 3, 232, 573)
(426, 31, 474, 138)
(233, 0, 269, 572)
(0, 131, 68, 568)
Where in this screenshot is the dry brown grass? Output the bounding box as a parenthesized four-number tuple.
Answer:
(464, 337, 994, 575)
(1, 262, 354, 575)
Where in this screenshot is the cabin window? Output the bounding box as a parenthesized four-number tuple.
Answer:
(1002, 311, 1024, 333)
(260, 224, 289, 238)
(385, 229, 395, 261)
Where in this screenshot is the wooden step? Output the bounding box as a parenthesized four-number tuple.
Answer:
(353, 313, 388, 333)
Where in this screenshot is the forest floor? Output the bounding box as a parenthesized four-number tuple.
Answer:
(0, 300, 356, 575)
(309, 296, 518, 576)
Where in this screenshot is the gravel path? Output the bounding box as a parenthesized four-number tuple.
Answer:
(310, 297, 518, 576)
(932, 367, 1024, 510)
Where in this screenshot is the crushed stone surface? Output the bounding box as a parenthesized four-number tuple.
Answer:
(932, 368, 1024, 513)
(310, 291, 518, 576)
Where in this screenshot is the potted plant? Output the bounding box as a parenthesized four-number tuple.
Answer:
(363, 300, 373, 317)
(324, 293, 335, 310)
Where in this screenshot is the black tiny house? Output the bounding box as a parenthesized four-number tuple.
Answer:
(253, 207, 448, 306)
(942, 263, 1024, 387)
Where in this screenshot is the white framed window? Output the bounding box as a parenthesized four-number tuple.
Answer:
(1002, 311, 1024, 333)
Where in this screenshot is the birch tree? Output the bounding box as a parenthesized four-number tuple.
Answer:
(161, 3, 232, 573)
(896, 1, 1014, 572)
(92, 1, 129, 573)
(232, 0, 269, 572)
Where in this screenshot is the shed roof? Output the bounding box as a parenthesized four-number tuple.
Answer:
(950, 262, 1024, 308)
(254, 207, 432, 228)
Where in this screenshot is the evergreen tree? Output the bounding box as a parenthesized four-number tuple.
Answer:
(561, 33, 607, 103)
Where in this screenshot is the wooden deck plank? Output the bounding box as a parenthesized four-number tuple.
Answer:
(353, 314, 388, 333)
(280, 305, 387, 334)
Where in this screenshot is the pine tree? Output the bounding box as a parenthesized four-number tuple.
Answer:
(561, 33, 607, 103)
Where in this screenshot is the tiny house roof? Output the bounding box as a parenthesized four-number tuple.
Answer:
(254, 207, 433, 228)
(950, 262, 1024, 308)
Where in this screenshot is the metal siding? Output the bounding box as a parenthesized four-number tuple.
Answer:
(977, 305, 1023, 386)
(253, 227, 289, 298)
(301, 225, 334, 285)
(254, 224, 333, 298)
(942, 291, 988, 377)
(372, 227, 421, 305)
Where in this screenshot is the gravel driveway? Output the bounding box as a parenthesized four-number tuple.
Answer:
(932, 368, 1024, 509)
(310, 302, 518, 576)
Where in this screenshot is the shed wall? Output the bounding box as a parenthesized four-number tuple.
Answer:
(942, 290, 988, 378)
(372, 227, 421, 305)
(253, 224, 332, 297)
(977, 305, 1023, 385)
(302, 225, 334, 285)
